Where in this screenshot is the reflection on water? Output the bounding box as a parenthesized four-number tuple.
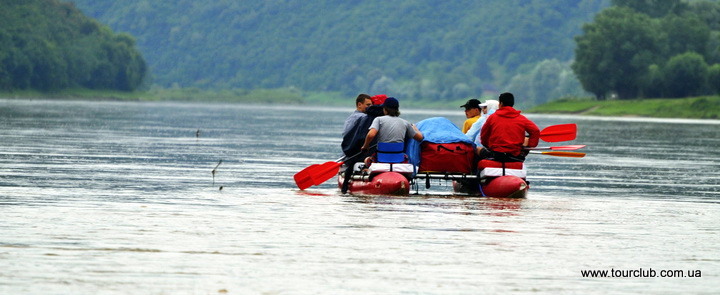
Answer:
(345, 194, 524, 217)
(1, 99, 719, 294)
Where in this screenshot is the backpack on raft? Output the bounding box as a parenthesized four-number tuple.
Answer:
(418, 142, 475, 174)
(406, 117, 477, 175)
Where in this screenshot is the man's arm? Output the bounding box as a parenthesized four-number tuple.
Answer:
(361, 128, 377, 151)
(480, 116, 493, 149)
(412, 128, 423, 141)
(525, 119, 540, 148)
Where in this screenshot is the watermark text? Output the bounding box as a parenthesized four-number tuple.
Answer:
(581, 268, 701, 278)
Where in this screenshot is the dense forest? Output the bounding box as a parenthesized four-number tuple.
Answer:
(4, 0, 718, 104)
(69, 0, 611, 105)
(0, 0, 147, 92)
(573, 0, 720, 99)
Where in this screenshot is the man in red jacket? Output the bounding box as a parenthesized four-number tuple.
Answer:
(480, 92, 540, 162)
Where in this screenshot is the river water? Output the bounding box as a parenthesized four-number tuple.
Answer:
(1, 99, 719, 294)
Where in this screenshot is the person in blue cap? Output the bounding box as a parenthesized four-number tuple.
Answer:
(360, 97, 423, 152)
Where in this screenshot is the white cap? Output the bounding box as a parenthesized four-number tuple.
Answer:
(483, 99, 500, 110)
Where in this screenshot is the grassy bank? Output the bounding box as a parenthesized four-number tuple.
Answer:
(0, 88, 475, 110)
(528, 96, 720, 119)
(4, 88, 718, 119)
(0, 89, 146, 101)
(0, 87, 307, 104)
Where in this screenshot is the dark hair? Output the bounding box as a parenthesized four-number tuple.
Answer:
(499, 92, 515, 107)
(365, 105, 385, 117)
(384, 106, 400, 117)
(356, 93, 371, 105)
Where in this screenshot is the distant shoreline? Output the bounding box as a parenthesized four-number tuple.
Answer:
(527, 96, 720, 120)
(3, 89, 718, 120)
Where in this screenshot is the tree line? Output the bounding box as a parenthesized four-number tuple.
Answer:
(0, 0, 147, 92)
(70, 0, 609, 104)
(9, 0, 717, 103)
(573, 0, 720, 100)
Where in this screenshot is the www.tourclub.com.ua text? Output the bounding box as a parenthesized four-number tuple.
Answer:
(581, 268, 702, 278)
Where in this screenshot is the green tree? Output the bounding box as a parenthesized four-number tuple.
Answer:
(707, 63, 720, 94)
(0, 0, 147, 92)
(689, 1, 720, 31)
(0, 30, 13, 89)
(687, 1, 720, 64)
(70, 0, 612, 100)
(662, 52, 709, 98)
(6, 51, 33, 90)
(508, 59, 588, 106)
(611, 0, 687, 17)
(640, 64, 664, 98)
(26, 39, 69, 91)
(660, 14, 711, 59)
(572, 7, 662, 99)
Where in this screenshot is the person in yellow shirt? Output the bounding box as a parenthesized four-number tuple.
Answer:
(460, 99, 485, 133)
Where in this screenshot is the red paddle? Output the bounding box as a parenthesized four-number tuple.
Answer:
(529, 151, 586, 158)
(294, 163, 322, 190)
(294, 159, 343, 190)
(540, 124, 576, 142)
(525, 144, 586, 151)
(311, 161, 345, 185)
(294, 146, 374, 190)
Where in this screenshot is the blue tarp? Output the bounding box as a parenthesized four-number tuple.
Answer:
(406, 117, 474, 168)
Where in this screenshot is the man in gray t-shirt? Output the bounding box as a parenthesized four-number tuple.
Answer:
(369, 116, 417, 143)
(361, 97, 423, 152)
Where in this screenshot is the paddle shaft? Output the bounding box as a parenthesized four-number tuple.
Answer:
(529, 151, 586, 158)
(342, 143, 377, 163)
(524, 144, 586, 151)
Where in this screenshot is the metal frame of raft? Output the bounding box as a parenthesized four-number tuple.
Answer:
(413, 172, 478, 196)
(350, 171, 478, 182)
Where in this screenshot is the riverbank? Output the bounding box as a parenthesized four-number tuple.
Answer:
(0, 88, 472, 109)
(3, 89, 719, 119)
(528, 96, 720, 119)
(0, 88, 305, 104)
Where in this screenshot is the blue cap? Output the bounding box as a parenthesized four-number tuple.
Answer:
(383, 97, 399, 109)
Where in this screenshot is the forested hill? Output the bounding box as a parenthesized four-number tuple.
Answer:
(0, 0, 147, 92)
(70, 0, 610, 103)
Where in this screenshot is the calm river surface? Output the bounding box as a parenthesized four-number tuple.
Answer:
(1, 99, 719, 294)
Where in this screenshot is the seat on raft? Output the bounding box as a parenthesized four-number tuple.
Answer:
(377, 142, 405, 163)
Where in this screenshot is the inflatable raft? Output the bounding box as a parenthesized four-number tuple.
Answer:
(294, 119, 580, 198)
(336, 117, 531, 198)
(338, 159, 529, 198)
(337, 162, 413, 196)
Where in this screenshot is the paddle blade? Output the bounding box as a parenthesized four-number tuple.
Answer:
(530, 151, 586, 158)
(311, 161, 344, 185)
(294, 164, 321, 190)
(540, 124, 577, 142)
(550, 144, 586, 151)
(525, 144, 586, 151)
